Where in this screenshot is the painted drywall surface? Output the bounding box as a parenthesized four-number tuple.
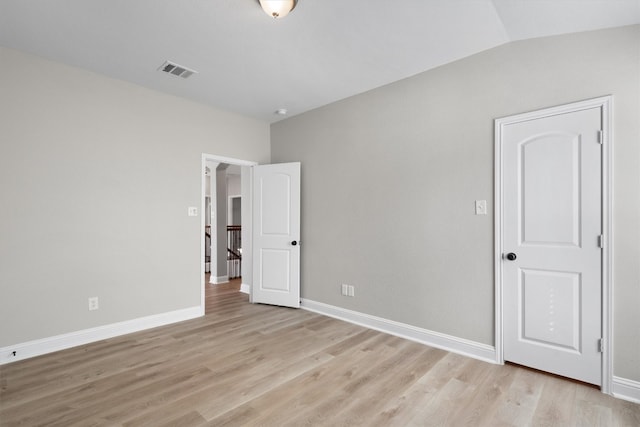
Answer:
(271, 26, 640, 380)
(227, 173, 241, 197)
(231, 198, 242, 226)
(0, 47, 270, 347)
(215, 168, 228, 277)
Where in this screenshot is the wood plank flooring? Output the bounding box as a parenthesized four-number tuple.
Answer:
(1, 279, 639, 426)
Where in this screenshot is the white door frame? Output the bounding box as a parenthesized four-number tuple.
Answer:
(201, 154, 258, 315)
(494, 96, 613, 394)
(206, 161, 219, 283)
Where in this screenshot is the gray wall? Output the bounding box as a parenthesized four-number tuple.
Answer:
(231, 198, 242, 226)
(227, 173, 241, 197)
(215, 167, 228, 277)
(271, 26, 640, 381)
(0, 47, 270, 347)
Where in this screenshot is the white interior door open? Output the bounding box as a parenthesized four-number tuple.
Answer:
(498, 103, 605, 385)
(252, 162, 300, 308)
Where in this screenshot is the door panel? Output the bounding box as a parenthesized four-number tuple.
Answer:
(521, 133, 581, 246)
(520, 268, 581, 352)
(502, 107, 602, 385)
(260, 249, 291, 292)
(260, 173, 292, 235)
(252, 162, 300, 308)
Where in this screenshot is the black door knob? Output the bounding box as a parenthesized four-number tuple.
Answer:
(291, 241, 298, 246)
(506, 252, 517, 261)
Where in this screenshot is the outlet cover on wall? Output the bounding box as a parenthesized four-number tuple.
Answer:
(341, 284, 355, 297)
(88, 297, 99, 311)
(188, 207, 198, 216)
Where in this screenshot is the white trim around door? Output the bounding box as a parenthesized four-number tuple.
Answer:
(494, 96, 613, 394)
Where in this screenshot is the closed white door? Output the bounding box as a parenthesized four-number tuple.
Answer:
(252, 162, 300, 308)
(501, 106, 602, 385)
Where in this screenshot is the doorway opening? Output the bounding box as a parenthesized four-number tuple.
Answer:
(201, 154, 257, 315)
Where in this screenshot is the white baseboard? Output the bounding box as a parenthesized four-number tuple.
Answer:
(612, 376, 640, 403)
(0, 306, 202, 365)
(240, 283, 250, 294)
(210, 275, 229, 284)
(300, 299, 497, 364)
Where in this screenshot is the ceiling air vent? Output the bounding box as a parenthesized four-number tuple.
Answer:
(158, 60, 197, 79)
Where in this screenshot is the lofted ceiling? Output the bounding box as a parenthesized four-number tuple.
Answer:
(1, 0, 638, 123)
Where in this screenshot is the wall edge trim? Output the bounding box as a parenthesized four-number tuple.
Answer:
(612, 376, 640, 403)
(300, 298, 497, 364)
(211, 275, 230, 284)
(0, 306, 202, 365)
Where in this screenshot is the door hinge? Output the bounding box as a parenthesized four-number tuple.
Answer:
(597, 130, 603, 144)
(598, 338, 604, 353)
(598, 234, 604, 249)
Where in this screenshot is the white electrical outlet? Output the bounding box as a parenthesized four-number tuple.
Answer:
(188, 207, 198, 217)
(88, 297, 99, 311)
(475, 200, 487, 215)
(342, 284, 355, 297)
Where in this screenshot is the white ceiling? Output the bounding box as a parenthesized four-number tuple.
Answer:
(1, 0, 638, 123)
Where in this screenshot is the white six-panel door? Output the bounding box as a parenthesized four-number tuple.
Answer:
(252, 162, 301, 308)
(499, 105, 603, 385)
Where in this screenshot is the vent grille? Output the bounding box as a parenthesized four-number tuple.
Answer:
(158, 61, 197, 79)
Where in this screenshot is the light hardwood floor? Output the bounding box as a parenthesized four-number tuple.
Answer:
(1, 279, 639, 426)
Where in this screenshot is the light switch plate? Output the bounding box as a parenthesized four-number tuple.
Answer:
(188, 207, 198, 217)
(475, 200, 487, 215)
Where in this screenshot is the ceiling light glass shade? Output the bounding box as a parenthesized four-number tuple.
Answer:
(259, 0, 297, 18)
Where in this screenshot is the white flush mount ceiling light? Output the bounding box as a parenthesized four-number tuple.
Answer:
(259, 0, 297, 18)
